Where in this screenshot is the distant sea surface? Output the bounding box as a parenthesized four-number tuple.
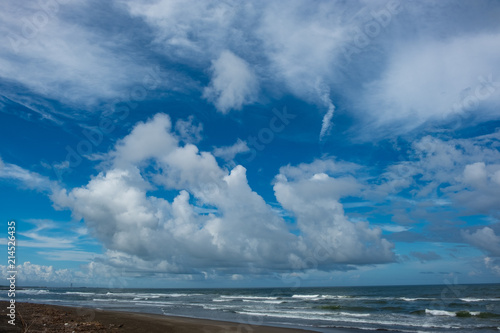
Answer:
(4, 284, 500, 332)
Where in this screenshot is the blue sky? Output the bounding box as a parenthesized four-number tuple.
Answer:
(1, 0, 500, 288)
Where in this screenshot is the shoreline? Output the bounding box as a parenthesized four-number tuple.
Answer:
(0, 301, 371, 333)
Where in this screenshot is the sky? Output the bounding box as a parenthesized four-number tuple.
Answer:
(0, 0, 500, 288)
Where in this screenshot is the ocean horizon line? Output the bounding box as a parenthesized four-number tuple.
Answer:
(2, 282, 499, 290)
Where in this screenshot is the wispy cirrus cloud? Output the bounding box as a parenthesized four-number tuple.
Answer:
(0, 1, 162, 119)
(355, 32, 500, 138)
(2, 0, 498, 140)
(0, 157, 56, 191)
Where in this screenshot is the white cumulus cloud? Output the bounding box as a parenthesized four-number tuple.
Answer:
(274, 161, 395, 266)
(49, 113, 395, 275)
(203, 50, 259, 113)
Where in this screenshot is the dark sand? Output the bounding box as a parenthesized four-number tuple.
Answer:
(1, 301, 323, 332)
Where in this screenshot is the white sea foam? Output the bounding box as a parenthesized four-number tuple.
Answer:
(220, 295, 279, 300)
(399, 297, 433, 301)
(132, 295, 161, 300)
(292, 294, 320, 299)
(461, 298, 482, 302)
(242, 299, 284, 304)
(320, 295, 351, 299)
(236, 309, 376, 323)
(460, 297, 498, 302)
(236, 310, 329, 321)
(425, 309, 456, 316)
(65, 292, 95, 296)
(17, 289, 50, 295)
(166, 293, 201, 297)
(338, 312, 371, 317)
(105, 292, 138, 297)
(305, 313, 459, 330)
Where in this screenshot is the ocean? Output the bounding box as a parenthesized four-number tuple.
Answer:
(5, 284, 500, 332)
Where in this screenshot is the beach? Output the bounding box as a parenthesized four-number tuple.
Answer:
(1, 301, 321, 333)
(2, 285, 498, 332)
